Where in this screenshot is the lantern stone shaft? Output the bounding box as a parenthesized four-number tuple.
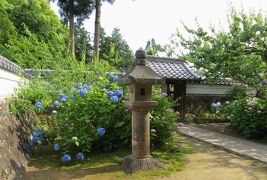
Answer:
(119, 49, 164, 173)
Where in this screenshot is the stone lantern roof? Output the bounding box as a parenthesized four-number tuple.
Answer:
(119, 49, 163, 85)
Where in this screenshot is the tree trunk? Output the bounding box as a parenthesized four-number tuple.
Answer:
(94, 0, 101, 61)
(69, 0, 75, 59)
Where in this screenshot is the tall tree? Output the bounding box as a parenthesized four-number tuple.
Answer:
(93, 0, 115, 61)
(170, 9, 267, 87)
(74, 24, 93, 62)
(99, 28, 133, 71)
(145, 38, 164, 56)
(50, 0, 94, 59)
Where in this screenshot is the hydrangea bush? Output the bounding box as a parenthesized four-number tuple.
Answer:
(10, 61, 180, 162)
(222, 96, 267, 139)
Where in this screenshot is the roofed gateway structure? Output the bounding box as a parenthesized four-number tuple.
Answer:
(145, 56, 232, 115)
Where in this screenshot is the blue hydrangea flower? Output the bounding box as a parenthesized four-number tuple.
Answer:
(100, 88, 106, 93)
(60, 94, 67, 99)
(107, 91, 113, 97)
(61, 154, 71, 162)
(35, 102, 43, 109)
(80, 89, 86, 97)
(53, 100, 59, 106)
(76, 152, 84, 161)
(70, 95, 75, 100)
(54, 143, 60, 151)
(52, 110, 57, 116)
(28, 140, 35, 150)
(32, 135, 41, 142)
(112, 75, 120, 83)
(34, 128, 42, 136)
(83, 84, 91, 90)
(97, 128, 105, 136)
(114, 89, 123, 98)
(110, 96, 119, 103)
(41, 141, 48, 145)
(60, 97, 67, 103)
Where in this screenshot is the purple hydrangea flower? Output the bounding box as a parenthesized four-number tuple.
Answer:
(112, 75, 120, 83)
(110, 96, 119, 103)
(115, 89, 123, 98)
(76, 152, 84, 161)
(107, 91, 114, 97)
(54, 143, 60, 151)
(175, 111, 180, 115)
(97, 128, 105, 136)
(61, 154, 71, 162)
(35, 102, 43, 109)
(177, 122, 185, 127)
(53, 100, 59, 106)
(100, 88, 106, 93)
(80, 89, 86, 97)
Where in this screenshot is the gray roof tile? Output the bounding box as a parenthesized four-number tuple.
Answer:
(146, 56, 201, 81)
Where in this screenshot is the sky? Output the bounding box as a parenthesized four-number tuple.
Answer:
(51, 0, 267, 51)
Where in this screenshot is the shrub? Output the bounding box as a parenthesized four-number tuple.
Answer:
(10, 61, 179, 158)
(222, 96, 267, 138)
(151, 90, 181, 147)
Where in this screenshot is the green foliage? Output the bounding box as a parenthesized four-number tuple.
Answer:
(145, 38, 165, 56)
(0, 0, 69, 68)
(222, 96, 267, 138)
(171, 9, 267, 87)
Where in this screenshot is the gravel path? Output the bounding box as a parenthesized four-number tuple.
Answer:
(178, 125, 267, 164)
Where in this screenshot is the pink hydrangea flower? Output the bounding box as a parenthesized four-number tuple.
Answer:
(161, 92, 168, 97)
(246, 102, 253, 107)
(175, 111, 180, 115)
(177, 122, 185, 127)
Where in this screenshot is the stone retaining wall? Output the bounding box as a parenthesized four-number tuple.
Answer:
(0, 100, 34, 180)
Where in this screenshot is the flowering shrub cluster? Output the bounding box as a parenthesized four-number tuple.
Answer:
(10, 62, 181, 163)
(151, 90, 182, 147)
(222, 96, 267, 138)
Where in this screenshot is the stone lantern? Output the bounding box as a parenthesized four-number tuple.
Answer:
(119, 49, 164, 173)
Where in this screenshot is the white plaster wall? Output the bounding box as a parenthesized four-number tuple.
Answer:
(186, 83, 232, 95)
(0, 69, 23, 99)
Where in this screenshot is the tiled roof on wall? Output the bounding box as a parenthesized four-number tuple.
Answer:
(0, 55, 22, 74)
(146, 56, 201, 81)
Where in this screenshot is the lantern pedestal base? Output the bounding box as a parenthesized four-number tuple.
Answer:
(122, 155, 164, 174)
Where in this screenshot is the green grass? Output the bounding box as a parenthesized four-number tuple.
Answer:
(27, 135, 192, 179)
